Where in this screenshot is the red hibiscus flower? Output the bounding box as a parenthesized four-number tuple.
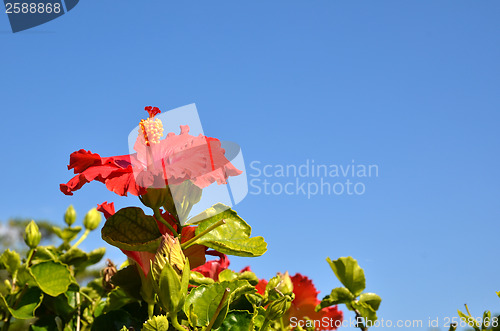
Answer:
(286, 273, 343, 330)
(96, 201, 207, 276)
(61, 106, 241, 197)
(192, 250, 230, 280)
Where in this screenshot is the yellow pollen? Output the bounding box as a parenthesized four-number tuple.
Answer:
(139, 117, 164, 146)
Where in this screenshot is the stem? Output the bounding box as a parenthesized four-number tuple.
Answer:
(206, 288, 230, 331)
(148, 303, 155, 319)
(171, 314, 186, 331)
(353, 308, 368, 331)
(259, 318, 271, 331)
(72, 229, 90, 249)
(279, 317, 285, 330)
(181, 220, 226, 250)
(26, 248, 36, 267)
(465, 303, 472, 316)
(2, 316, 11, 331)
(154, 209, 179, 237)
(75, 292, 81, 331)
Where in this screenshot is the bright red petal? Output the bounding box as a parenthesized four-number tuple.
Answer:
(287, 273, 343, 330)
(121, 249, 155, 277)
(193, 251, 229, 280)
(97, 201, 115, 220)
(61, 150, 145, 196)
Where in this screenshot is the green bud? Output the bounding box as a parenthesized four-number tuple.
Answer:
(266, 294, 293, 321)
(276, 271, 294, 296)
(24, 220, 41, 249)
(150, 234, 190, 315)
(140, 188, 171, 210)
(64, 205, 77, 226)
(151, 234, 186, 283)
(83, 208, 101, 231)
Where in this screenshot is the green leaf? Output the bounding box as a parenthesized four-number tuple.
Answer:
(0, 249, 21, 275)
(351, 300, 378, 324)
(316, 287, 354, 312)
(104, 287, 137, 313)
(52, 226, 82, 242)
(192, 204, 267, 257)
(91, 309, 140, 331)
(219, 269, 238, 282)
(190, 271, 215, 286)
(215, 310, 253, 331)
(59, 248, 88, 266)
(251, 307, 267, 330)
(359, 293, 382, 311)
(101, 207, 162, 252)
(30, 261, 73, 297)
(185, 280, 255, 328)
(33, 246, 58, 263)
(326, 257, 366, 297)
(237, 271, 260, 286)
(0, 287, 43, 319)
(111, 265, 142, 300)
(42, 292, 76, 320)
(142, 315, 169, 331)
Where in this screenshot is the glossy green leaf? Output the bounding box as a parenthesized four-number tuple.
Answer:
(219, 269, 238, 282)
(142, 315, 169, 331)
(216, 310, 253, 331)
(185, 280, 255, 328)
(101, 207, 162, 252)
(190, 271, 215, 286)
(237, 271, 260, 286)
(0, 249, 21, 275)
(31, 261, 73, 297)
(351, 300, 377, 324)
(316, 287, 354, 312)
(326, 257, 366, 296)
(359, 292, 381, 311)
(192, 204, 267, 257)
(0, 287, 43, 319)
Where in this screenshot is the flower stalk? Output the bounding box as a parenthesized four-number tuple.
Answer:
(181, 220, 226, 250)
(154, 208, 179, 237)
(205, 287, 230, 331)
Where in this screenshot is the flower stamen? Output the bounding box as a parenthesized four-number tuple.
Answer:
(139, 107, 164, 146)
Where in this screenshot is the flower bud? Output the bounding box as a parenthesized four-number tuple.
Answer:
(64, 205, 77, 226)
(151, 234, 186, 283)
(83, 208, 101, 231)
(140, 188, 171, 210)
(266, 294, 293, 321)
(150, 234, 190, 315)
(276, 271, 294, 296)
(24, 220, 41, 249)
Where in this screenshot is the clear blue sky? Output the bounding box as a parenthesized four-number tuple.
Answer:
(1, 1, 499, 330)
